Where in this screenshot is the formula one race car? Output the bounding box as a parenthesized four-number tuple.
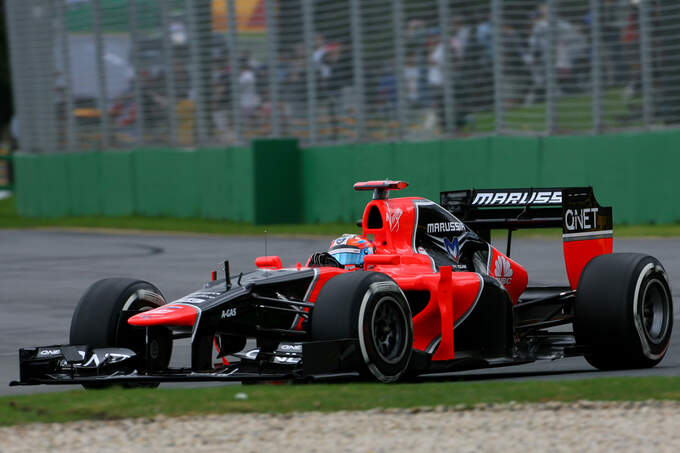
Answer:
(11, 181, 674, 387)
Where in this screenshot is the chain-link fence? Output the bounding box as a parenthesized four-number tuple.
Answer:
(5, 0, 680, 152)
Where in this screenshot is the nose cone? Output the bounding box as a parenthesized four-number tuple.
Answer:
(128, 304, 198, 327)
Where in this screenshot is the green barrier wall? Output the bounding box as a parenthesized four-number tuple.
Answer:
(100, 151, 135, 216)
(300, 131, 680, 225)
(252, 138, 301, 224)
(14, 146, 255, 222)
(12, 131, 680, 225)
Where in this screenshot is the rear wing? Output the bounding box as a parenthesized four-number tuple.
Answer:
(440, 187, 612, 236)
(440, 187, 613, 289)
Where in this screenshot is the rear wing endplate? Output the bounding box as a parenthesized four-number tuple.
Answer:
(441, 187, 613, 288)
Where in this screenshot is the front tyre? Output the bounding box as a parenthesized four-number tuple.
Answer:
(70, 278, 173, 388)
(575, 253, 673, 370)
(311, 272, 413, 382)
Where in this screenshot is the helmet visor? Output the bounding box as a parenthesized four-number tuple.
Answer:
(329, 250, 363, 266)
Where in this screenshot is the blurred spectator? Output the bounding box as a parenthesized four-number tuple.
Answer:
(450, 14, 478, 126)
(500, 22, 530, 106)
(109, 88, 137, 143)
(525, 3, 587, 105)
(475, 14, 493, 68)
(554, 15, 587, 94)
(378, 62, 397, 120)
(54, 71, 68, 149)
(239, 50, 259, 73)
(314, 35, 348, 140)
(622, 3, 641, 99)
(452, 14, 489, 127)
(427, 34, 445, 131)
(313, 34, 331, 136)
(600, 0, 628, 86)
(282, 44, 307, 135)
(406, 19, 428, 60)
(404, 53, 420, 107)
(313, 34, 331, 86)
(170, 42, 189, 94)
(460, 13, 494, 113)
(327, 42, 352, 140)
(211, 55, 233, 143)
(405, 19, 429, 104)
(450, 15, 471, 65)
(173, 58, 195, 146)
(238, 58, 261, 132)
(404, 52, 424, 128)
(139, 69, 168, 140)
(426, 15, 476, 132)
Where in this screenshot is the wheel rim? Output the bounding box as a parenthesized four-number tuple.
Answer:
(641, 278, 670, 344)
(148, 339, 160, 359)
(371, 297, 408, 364)
(122, 298, 171, 368)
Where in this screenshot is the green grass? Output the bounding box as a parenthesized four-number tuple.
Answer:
(465, 88, 642, 133)
(2, 376, 679, 426)
(3, 196, 680, 237)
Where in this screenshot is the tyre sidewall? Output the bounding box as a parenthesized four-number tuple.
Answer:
(576, 254, 673, 368)
(70, 278, 171, 372)
(311, 271, 413, 382)
(629, 259, 673, 361)
(357, 280, 413, 383)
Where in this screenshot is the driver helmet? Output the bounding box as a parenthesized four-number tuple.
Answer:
(329, 234, 375, 267)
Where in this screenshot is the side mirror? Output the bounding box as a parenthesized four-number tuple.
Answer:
(255, 256, 283, 269)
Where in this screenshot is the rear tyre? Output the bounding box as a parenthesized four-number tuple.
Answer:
(70, 278, 173, 388)
(574, 253, 673, 370)
(311, 271, 413, 382)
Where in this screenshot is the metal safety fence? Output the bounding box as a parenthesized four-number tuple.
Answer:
(5, 0, 680, 152)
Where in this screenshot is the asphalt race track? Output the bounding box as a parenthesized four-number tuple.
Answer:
(1, 229, 678, 395)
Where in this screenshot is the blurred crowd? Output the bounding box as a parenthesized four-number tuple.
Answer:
(61, 0, 672, 147)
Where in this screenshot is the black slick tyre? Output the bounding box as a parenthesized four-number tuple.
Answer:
(70, 278, 173, 388)
(574, 253, 673, 370)
(311, 271, 413, 383)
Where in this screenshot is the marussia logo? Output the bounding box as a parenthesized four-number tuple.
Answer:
(472, 191, 561, 206)
(444, 237, 460, 262)
(386, 207, 403, 232)
(493, 255, 513, 285)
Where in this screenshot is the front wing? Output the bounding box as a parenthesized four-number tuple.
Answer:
(9, 339, 363, 386)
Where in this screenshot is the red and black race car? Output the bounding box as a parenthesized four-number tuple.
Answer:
(11, 181, 674, 386)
